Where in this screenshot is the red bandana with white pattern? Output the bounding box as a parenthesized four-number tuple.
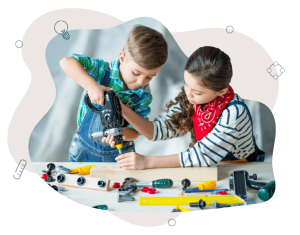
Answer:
(192, 85, 235, 141)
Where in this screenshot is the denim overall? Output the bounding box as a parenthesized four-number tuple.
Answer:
(69, 66, 141, 162)
(221, 100, 265, 162)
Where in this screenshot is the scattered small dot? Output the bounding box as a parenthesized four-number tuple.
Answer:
(273, 75, 278, 80)
(168, 219, 176, 227)
(226, 26, 234, 34)
(15, 40, 23, 48)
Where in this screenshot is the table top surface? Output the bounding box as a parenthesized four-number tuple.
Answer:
(33, 162, 274, 213)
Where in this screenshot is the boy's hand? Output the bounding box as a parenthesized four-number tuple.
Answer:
(88, 84, 112, 106)
(101, 135, 125, 148)
(115, 152, 148, 170)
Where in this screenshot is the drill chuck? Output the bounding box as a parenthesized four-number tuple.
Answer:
(89, 131, 104, 140)
(89, 128, 123, 140)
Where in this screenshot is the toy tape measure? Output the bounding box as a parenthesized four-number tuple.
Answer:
(56, 173, 110, 191)
(140, 195, 244, 206)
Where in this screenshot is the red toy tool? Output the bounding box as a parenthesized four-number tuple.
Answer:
(142, 187, 156, 194)
(41, 163, 56, 182)
(112, 182, 120, 188)
(217, 191, 227, 195)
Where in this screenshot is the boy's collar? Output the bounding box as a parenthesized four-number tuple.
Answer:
(110, 58, 147, 97)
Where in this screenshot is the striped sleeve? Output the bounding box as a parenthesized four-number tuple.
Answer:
(150, 105, 185, 141)
(179, 104, 247, 167)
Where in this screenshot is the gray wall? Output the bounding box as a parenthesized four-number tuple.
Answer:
(29, 17, 275, 162)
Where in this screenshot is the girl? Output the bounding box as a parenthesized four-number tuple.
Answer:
(103, 46, 265, 169)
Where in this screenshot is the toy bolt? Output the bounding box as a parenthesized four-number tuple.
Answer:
(117, 194, 135, 202)
(212, 200, 231, 209)
(46, 163, 56, 176)
(190, 199, 206, 209)
(48, 184, 65, 191)
(249, 174, 257, 180)
(172, 209, 181, 212)
(181, 178, 191, 191)
(45, 175, 55, 183)
(50, 185, 65, 192)
(42, 163, 56, 180)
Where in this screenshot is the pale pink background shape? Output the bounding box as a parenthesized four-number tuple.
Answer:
(8, 9, 278, 226)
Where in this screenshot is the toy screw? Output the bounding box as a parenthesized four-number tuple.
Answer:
(48, 184, 65, 191)
(117, 194, 135, 202)
(172, 209, 181, 212)
(190, 199, 206, 209)
(212, 200, 231, 209)
(181, 178, 191, 191)
(46, 163, 56, 175)
(249, 174, 257, 180)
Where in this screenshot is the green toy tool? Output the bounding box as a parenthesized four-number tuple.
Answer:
(93, 205, 108, 210)
(258, 181, 275, 201)
(136, 179, 173, 188)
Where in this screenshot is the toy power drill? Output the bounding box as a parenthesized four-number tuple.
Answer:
(229, 170, 275, 201)
(84, 90, 124, 154)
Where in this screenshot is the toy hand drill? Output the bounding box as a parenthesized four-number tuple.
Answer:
(84, 90, 124, 154)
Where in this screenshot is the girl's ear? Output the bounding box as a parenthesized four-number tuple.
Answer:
(217, 87, 229, 96)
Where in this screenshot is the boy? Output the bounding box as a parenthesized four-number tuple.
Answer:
(60, 25, 168, 162)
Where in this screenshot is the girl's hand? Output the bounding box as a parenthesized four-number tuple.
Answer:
(115, 152, 148, 170)
(102, 135, 127, 148)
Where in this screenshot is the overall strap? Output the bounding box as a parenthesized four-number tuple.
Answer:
(226, 100, 258, 157)
(101, 65, 111, 87)
(85, 64, 111, 111)
(130, 93, 142, 104)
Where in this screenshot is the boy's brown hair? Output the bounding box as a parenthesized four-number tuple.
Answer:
(123, 25, 168, 69)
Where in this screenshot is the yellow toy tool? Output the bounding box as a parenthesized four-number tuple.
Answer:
(56, 165, 96, 175)
(172, 205, 191, 212)
(140, 195, 244, 206)
(70, 165, 96, 175)
(197, 180, 217, 190)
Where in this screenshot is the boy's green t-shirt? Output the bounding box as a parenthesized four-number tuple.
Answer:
(72, 54, 153, 132)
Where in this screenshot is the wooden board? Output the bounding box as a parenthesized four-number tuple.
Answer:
(90, 166, 218, 182)
(56, 174, 110, 191)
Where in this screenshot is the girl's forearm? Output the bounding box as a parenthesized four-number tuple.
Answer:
(146, 154, 181, 168)
(60, 57, 97, 91)
(122, 128, 139, 141)
(120, 102, 154, 140)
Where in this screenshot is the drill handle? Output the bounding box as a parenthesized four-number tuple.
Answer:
(84, 92, 104, 114)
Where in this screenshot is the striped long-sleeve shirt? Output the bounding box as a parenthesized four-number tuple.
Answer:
(150, 94, 255, 167)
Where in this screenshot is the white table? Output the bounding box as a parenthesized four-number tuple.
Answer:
(33, 162, 274, 213)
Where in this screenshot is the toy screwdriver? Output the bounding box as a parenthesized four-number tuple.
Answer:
(136, 179, 173, 188)
(56, 165, 95, 175)
(189, 180, 217, 191)
(258, 181, 275, 201)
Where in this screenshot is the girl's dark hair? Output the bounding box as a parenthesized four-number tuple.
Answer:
(165, 46, 233, 147)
